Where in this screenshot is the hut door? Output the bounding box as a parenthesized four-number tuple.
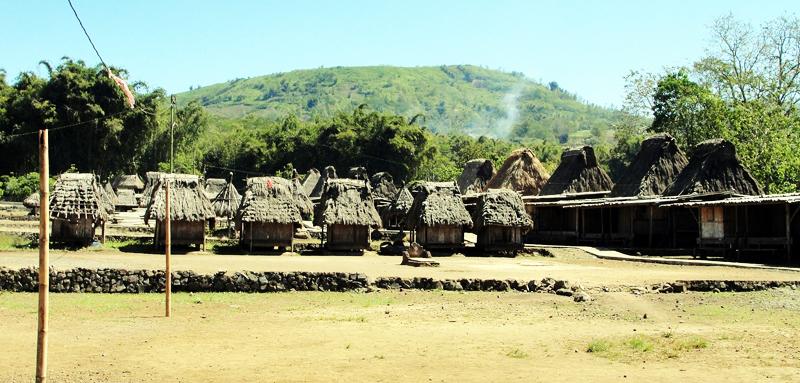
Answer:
(700, 207, 724, 239)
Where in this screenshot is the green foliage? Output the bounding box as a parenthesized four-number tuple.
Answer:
(0, 172, 40, 201)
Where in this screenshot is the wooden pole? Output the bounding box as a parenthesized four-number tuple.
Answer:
(165, 181, 171, 317)
(36, 129, 49, 383)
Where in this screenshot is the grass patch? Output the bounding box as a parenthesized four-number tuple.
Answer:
(505, 348, 529, 359)
(676, 336, 708, 351)
(317, 315, 368, 323)
(586, 339, 611, 353)
(626, 336, 654, 352)
(586, 334, 710, 362)
(0, 233, 35, 250)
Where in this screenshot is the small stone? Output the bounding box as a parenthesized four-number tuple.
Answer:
(555, 288, 573, 297)
(573, 291, 592, 302)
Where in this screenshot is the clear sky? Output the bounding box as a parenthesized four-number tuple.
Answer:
(2, 0, 798, 107)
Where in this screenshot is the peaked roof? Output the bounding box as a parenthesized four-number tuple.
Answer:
(237, 177, 302, 225)
(140, 171, 164, 207)
(663, 138, 763, 196)
(308, 166, 338, 198)
(211, 181, 242, 219)
(112, 174, 145, 190)
(23, 192, 40, 208)
(315, 178, 382, 227)
(49, 173, 112, 221)
(457, 159, 495, 195)
(301, 168, 321, 197)
(144, 174, 215, 223)
(487, 148, 550, 196)
(389, 187, 413, 214)
(103, 182, 118, 204)
(405, 182, 473, 229)
(349, 166, 369, 180)
(204, 178, 227, 199)
(370, 172, 398, 201)
(610, 133, 689, 197)
(473, 189, 533, 230)
(540, 146, 614, 195)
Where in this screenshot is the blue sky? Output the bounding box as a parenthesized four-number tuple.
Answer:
(2, 0, 798, 107)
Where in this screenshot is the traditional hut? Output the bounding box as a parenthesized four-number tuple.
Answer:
(540, 146, 614, 195)
(144, 174, 214, 249)
(23, 192, 40, 215)
(405, 182, 473, 249)
(49, 173, 112, 244)
(140, 171, 163, 207)
(610, 134, 688, 198)
(487, 148, 550, 196)
(204, 178, 227, 200)
(113, 174, 145, 193)
(383, 186, 413, 229)
(211, 179, 242, 221)
(315, 179, 382, 251)
(237, 177, 303, 250)
(472, 189, 533, 252)
(457, 159, 495, 195)
(302, 168, 321, 197)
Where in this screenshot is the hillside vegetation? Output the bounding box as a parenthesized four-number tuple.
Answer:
(177, 65, 619, 145)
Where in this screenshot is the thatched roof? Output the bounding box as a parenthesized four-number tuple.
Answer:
(140, 171, 163, 207)
(473, 189, 533, 230)
(144, 174, 214, 224)
(308, 166, 338, 198)
(539, 146, 614, 195)
(302, 168, 320, 197)
(23, 192, 40, 208)
(487, 148, 550, 196)
(405, 182, 473, 229)
(204, 178, 227, 200)
(103, 182, 117, 204)
(389, 187, 413, 215)
(610, 133, 689, 198)
(315, 179, 382, 227)
(349, 166, 369, 180)
(116, 189, 137, 207)
(291, 177, 314, 219)
(457, 159, 495, 195)
(49, 173, 112, 222)
(112, 174, 144, 191)
(211, 181, 242, 219)
(370, 172, 398, 201)
(663, 138, 763, 197)
(237, 177, 302, 225)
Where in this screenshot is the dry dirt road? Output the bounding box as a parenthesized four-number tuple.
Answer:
(1, 289, 799, 382)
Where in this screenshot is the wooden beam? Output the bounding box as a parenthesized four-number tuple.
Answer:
(36, 129, 49, 383)
(165, 181, 171, 318)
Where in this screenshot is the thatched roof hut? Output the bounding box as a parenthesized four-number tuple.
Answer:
(487, 148, 551, 196)
(349, 166, 369, 180)
(103, 182, 117, 203)
(405, 182, 473, 230)
(144, 174, 214, 224)
(50, 173, 112, 222)
(540, 146, 614, 195)
(308, 166, 338, 198)
(140, 171, 163, 207)
(204, 178, 227, 200)
(370, 172, 398, 201)
(238, 177, 303, 224)
(610, 133, 689, 198)
(663, 138, 762, 196)
(211, 180, 242, 219)
(112, 174, 145, 191)
(302, 168, 320, 197)
(457, 159, 495, 194)
(315, 179, 382, 228)
(472, 189, 533, 230)
(23, 192, 40, 214)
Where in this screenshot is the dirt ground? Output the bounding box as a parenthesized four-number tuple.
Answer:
(1, 289, 799, 382)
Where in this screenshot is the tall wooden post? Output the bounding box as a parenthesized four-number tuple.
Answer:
(36, 129, 49, 383)
(165, 181, 171, 317)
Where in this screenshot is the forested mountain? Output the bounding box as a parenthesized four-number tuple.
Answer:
(177, 65, 619, 145)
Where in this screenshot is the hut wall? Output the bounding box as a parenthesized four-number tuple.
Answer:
(327, 224, 370, 250)
(155, 220, 206, 246)
(530, 206, 578, 243)
(51, 218, 95, 243)
(672, 208, 700, 248)
(416, 225, 463, 248)
(477, 226, 523, 250)
(700, 206, 725, 239)
(240, 222, 294, 248)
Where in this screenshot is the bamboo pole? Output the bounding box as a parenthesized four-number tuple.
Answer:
(165, 181, 171, 317)
(36, 129, 49, 383)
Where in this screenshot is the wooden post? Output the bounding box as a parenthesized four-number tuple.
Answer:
(36, 129, 49, 383)
(165, 181, 171, 318)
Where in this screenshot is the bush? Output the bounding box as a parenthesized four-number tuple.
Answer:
(0, 173, 40, 202)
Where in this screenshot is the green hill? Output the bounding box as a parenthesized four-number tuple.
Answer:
(177, 65, 619, 144)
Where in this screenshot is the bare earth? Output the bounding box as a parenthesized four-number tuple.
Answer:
(1, 289, 799, 382)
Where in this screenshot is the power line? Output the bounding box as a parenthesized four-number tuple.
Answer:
(67, 0, 108, 70)
(1, 106, 155, 141)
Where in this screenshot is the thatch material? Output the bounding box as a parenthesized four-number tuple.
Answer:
(112, 174, 145, 191)
(49, 173, 112, 222)
(23, 192, 40, 209)
(302, 168, 321, 197)
(291, 177, 314, 219)
(663, 138, 763, 196)
(237, 177, 303, 225)
(610, 133, 689, 198)
(103, 182, 117, 204)
(308, 166, 338, 198)
(315, 179, 382, 227)
(472, 189, 532, 230)
(487, 148, 551, 196)
(144, 174, 214, 224)
(116, 189, 137, 207)
(405, 182, 473, 229)
(457, 159, 495, 194)
(211, 181, 242, 219)
(204, 178, 227, 200)
(539, 146, 614, 195)
(349, 166, 369, 180)
(392, 187, 413, 214)
(140, 171, 163, 207)
(370, 172, 398, 201)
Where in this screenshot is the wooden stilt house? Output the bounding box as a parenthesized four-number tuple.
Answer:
(315, 179, 382, 251)
(49, 173, 113, 244)
(405, 182, 473, 249)
(144, 174, 215, 249)
(472, 189, 533, 252)
(237, 177, 303, 251)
